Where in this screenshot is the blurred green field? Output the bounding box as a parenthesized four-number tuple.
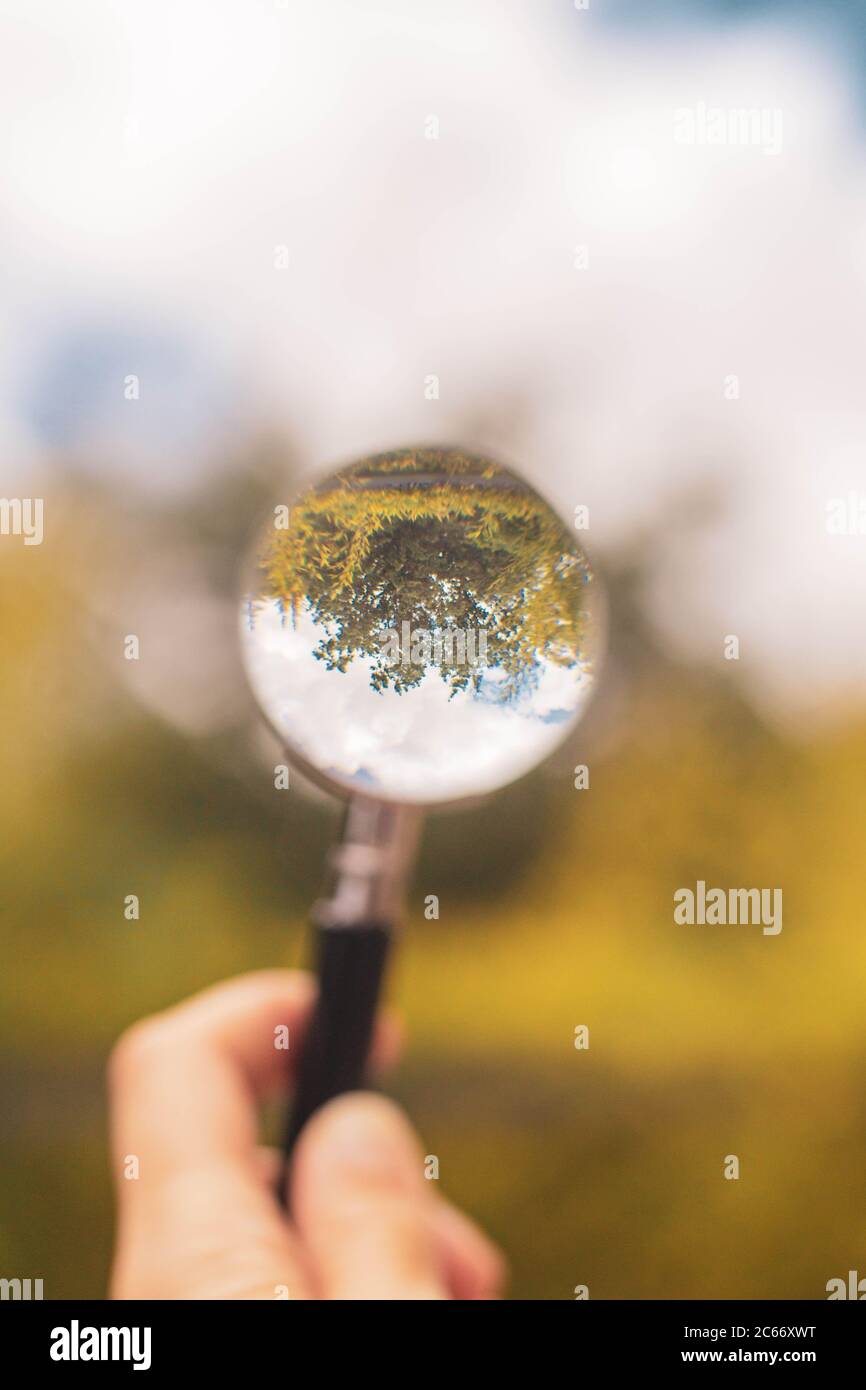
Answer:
(2, 482, 865, 1299)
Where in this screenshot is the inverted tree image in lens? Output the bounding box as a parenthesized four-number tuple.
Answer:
(240, 447, 603, 804)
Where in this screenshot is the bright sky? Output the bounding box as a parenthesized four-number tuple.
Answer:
(2, 1, 866, 728)
(240, 599, 595, 803)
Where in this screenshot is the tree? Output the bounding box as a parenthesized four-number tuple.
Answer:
(252, 448, 593, 701)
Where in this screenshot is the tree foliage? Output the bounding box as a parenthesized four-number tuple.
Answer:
(254, 449, 593, 700)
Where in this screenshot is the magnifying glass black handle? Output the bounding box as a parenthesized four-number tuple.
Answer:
(282, 921, 391, 1165)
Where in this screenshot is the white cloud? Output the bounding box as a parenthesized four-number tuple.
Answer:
(240, 600, 594, 803)
(1, 2, 865, 722)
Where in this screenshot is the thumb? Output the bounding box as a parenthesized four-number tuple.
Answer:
(290, 1093, 447, 1300)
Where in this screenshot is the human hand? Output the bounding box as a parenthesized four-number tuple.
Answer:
(108, 970, 505, 1300)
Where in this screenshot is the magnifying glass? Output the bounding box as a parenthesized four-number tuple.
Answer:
(238, 445, 604, 1167)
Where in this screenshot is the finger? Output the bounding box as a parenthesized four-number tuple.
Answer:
(281, 1138, 506, 1299)
(291, 1092, 449, 1300)
(109, 969, 401, 1183)
(108, 971, 399, 1299)
(429, 1197, 507, 1300)
(109, 970, 313, 1183)
(254, 1145, 282, 1187)
(109, 971, 316, 1298)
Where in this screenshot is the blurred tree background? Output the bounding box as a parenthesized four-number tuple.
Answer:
(1, 460, 865, 1300)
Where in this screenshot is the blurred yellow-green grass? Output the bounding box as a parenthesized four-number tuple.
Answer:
(1, 491, 865, 1299)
